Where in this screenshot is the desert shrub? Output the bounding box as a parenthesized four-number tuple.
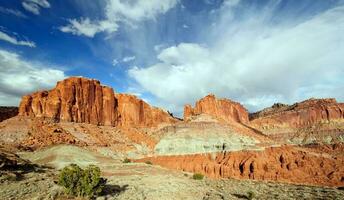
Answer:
(145, 161, 152, 165)
(192, 173, 204, 180)
(122, 158, 131, 163)
(58, 164, 106, 198)
(247, 191, 255, 200)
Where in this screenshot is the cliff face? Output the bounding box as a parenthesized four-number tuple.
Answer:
(184, 94, 249, 124)
(250, 98, 344, 127)
(249, 98, 344, 144)
(18, 77, 177, 128)
(115, 94, 177, 127)
(138, 145, 344, 187)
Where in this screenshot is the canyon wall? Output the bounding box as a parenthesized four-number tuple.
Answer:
(18, 77, 177, 128)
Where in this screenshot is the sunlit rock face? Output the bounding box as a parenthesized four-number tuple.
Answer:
(250, 98, 344, 144)
(183, 94, 249, 124)
(139, 145, 344, 187)
(18, 77, 177, 128)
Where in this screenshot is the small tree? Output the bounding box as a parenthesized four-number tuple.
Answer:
(247, 191, 255, 200)
(58, 164, 106, 198)
(145, 161, 152, 165)
(192, 173, 204, 180)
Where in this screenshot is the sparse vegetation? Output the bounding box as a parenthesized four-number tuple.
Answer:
(247, 191, 255, 200)
(145, 161, 152, 165)
(57, 164, 106, 198)
(123, 158, 131, 163)
(192, 173, 204, 180)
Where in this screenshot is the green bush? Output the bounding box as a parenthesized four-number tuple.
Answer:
(192, 173, 204, 180)
(247, 191, 255, 200)
(145, 161, 152, 165)
(57, 164, 106, 198)
(123, 158, 131, 163)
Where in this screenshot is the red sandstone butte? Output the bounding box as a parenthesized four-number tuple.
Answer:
(250, 98, 344, 128)
(18, 77, 177, 128)
(184, 94, 249, 124)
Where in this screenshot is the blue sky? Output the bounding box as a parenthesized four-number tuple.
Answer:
(0, 0, 344, 116)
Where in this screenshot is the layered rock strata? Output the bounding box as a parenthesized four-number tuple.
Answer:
(138, 145, 344, 187)
(250, 98, 344, 128)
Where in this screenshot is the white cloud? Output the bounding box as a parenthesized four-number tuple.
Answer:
(129, 5, 344, 113)
(0, 31, 36, 47)
(22, 0, 50, 15)
(60, 18, 118, 38)
(0, 49, 65, 106)
(0, 7, 27, 18)
(154, 44, 166, 52)
(122, 56, 135, 62)
(60, 0, 178, 37)
(112, 59, 118, 66)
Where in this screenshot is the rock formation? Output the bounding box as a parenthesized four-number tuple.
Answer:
(0, 107, 18, 122)
(184, 94, 249, 124)
(250, 98, 344, 127)
(115, 94, 177, 127)
(18, 77, 177, 128)
(138, 145, 344, 187)
(249, 98, 344, 144)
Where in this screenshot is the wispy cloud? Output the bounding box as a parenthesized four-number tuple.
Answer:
(122, 56, 135, 63)
(0, 6, 27, 18)
(60, 18, 117, 38)
(60, 0, 178, 37)
(0, 30, 36, 47)
(22, 0, 50, 15)
(129, 3, 344, 113)
(112, 59, 118, 66)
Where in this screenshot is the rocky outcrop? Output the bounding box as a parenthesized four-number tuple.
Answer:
(249, 103, 289, 120)
(18, 77, 177, 128)
(138, 145, 344, 187)
(115, 94, 177, 127)
(249, 98, 344, 144)
(0, 107, 18, 122)
(250, 98, 344, 126)
(184, 94, 249, 124)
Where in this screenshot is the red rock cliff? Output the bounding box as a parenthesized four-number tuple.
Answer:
(251, 98, 344, 128)
(184, 94, 249, 124)
(18, 77, 177, 127)
(138, 145, 344, 187)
